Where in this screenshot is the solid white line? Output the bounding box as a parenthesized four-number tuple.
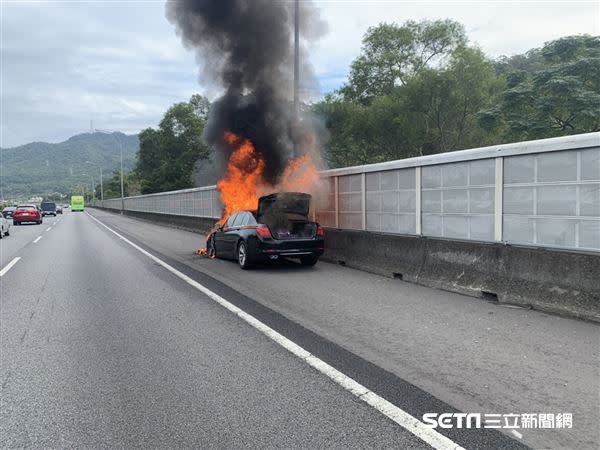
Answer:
(45, 227, 51, 232)
(33, 236, 42, 243)
(86, 211, 463, 450)
(0, 257, 21, 277)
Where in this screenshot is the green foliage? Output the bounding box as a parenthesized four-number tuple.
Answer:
(339, 19, 467, 103)
(315, 23, 599, 168)
(316, 22, 500, 166)
(480, 35, 600, 140)
(0, 132, 138, 199)
(135, 95, 210, 194)
(93, 170, 141, 201)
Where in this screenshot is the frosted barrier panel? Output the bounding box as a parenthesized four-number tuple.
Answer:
(421, 159, 495, 240)
(338, 174, 362, 229)
(503, 147, 600, 251)
(366, 168, 416, 234)
(315, 177, 336, 227)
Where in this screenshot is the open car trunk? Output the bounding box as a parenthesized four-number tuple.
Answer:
(257, 192, 317, 240)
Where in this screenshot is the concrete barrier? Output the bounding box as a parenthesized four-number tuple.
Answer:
(91, 206, 600, 322)
(92, 207, 216, 235)
(321, 228, 600, 322)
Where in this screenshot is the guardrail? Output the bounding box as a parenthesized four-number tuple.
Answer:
(91, 132, 600, 253)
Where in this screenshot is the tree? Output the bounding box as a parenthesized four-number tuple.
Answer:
(135, 95, 210, 194)
(314, 27, 499, 166)
(480, 35, 600, 140)
(94, 170, 140, 200)
(339, 20, 467, 103)
(404, 46, 501, 153)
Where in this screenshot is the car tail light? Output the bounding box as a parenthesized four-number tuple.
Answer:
(316, 225, 325, 237)
(256, 225, 272, 239)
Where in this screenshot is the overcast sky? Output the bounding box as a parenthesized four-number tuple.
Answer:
(1, 0, 598, 147)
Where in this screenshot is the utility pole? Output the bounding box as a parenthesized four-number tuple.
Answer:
(119, 137, 124, 213)
(91, 176, 95, 200)
(100, 168, 104, 202)
(293, 0, 300, 158)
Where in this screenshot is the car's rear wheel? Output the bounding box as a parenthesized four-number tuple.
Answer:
(5, 229, 9, 236)
(237, 241, 252, 269)
(13, 221, 19, 226)
(208, 236, 217, 258)
(300, 255, 319, 266)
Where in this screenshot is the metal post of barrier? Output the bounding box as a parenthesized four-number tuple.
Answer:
(361, 172, 366, 230)
(494, 157, 503, 242)
(334, 176, 339, 229)
(415, 166, 422, 235)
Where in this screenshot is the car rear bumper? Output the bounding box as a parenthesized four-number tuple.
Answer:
(253, 238, 324, 259)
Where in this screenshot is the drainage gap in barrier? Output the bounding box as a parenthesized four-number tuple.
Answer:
(481, 291, 499, 302)
(338, 260, 346, 266)
(392, 272, 403, 280)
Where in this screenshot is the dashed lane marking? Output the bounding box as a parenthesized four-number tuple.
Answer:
(0, 257, 21, 277)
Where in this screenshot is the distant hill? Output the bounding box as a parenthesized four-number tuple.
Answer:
(1, 132, 139, 198)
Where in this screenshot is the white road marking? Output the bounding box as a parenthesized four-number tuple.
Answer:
(46, 227, 52, 232)
(511, 430, 523, 439)
(33, 236, 42, 243)
(0, 257, 21, 277)
(86, 211, 464, 450)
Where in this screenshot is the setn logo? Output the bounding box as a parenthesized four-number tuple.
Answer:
(423, 413, 482, 429)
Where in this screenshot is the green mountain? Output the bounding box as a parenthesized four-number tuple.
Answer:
(1, 132, 139, 199)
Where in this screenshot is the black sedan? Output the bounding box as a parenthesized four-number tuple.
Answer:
(207, 192, 324, 269)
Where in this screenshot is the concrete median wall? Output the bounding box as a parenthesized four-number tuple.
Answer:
(95, 207, 216, 234)
(322, 229, 600, 322)
(94, 205, 600, 322)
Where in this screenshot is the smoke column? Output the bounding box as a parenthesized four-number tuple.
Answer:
(166, 0, 326, 184)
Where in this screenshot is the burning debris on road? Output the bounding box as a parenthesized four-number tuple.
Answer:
(167, 0, 327, 255)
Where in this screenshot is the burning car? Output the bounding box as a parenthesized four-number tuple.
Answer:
(206, 192, 324, 269)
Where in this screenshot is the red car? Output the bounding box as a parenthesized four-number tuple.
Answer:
(13, 204, 43, 225)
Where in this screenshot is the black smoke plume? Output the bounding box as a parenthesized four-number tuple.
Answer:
(166, 0, 325, 184)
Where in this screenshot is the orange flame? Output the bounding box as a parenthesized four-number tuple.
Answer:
(215, 131, 320, 224)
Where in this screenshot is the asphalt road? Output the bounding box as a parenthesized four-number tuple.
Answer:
(1, 209, 597, 449)
(0, 210, 436, 448)
(89, 209, 598, 449)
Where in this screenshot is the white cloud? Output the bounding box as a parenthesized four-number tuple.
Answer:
(1, 0, 598, 147)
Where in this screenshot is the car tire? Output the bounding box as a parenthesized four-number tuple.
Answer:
(300, 255, 319, 266)
(237, 241, 253, 270)
(5, 229, 9, 236)
(13, 221, 18, 226)
(208, 237, 217, 258)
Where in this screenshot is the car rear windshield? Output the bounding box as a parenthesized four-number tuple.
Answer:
(41, 202, 56, 210)
(17, 206, 36, 210)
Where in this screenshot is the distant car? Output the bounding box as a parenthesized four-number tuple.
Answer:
(13, 204, 43, 225)
(41, 201, 57, 216)
(56, 205, 63, 214)
(63, 204, 70, 209)
(0, 215, 10, 238)
(206, 192, 324, 269)
(2, 206, 16, 219)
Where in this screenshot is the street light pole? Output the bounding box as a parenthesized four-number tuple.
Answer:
(95, 128, 125, 214)
(119, 137, 124, 213)
(293, 0, 300, 158)
(100, 168, 104, 202)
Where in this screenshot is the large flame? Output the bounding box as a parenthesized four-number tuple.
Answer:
(196, 131, 320, 256)
(216, 132, 320, 224)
